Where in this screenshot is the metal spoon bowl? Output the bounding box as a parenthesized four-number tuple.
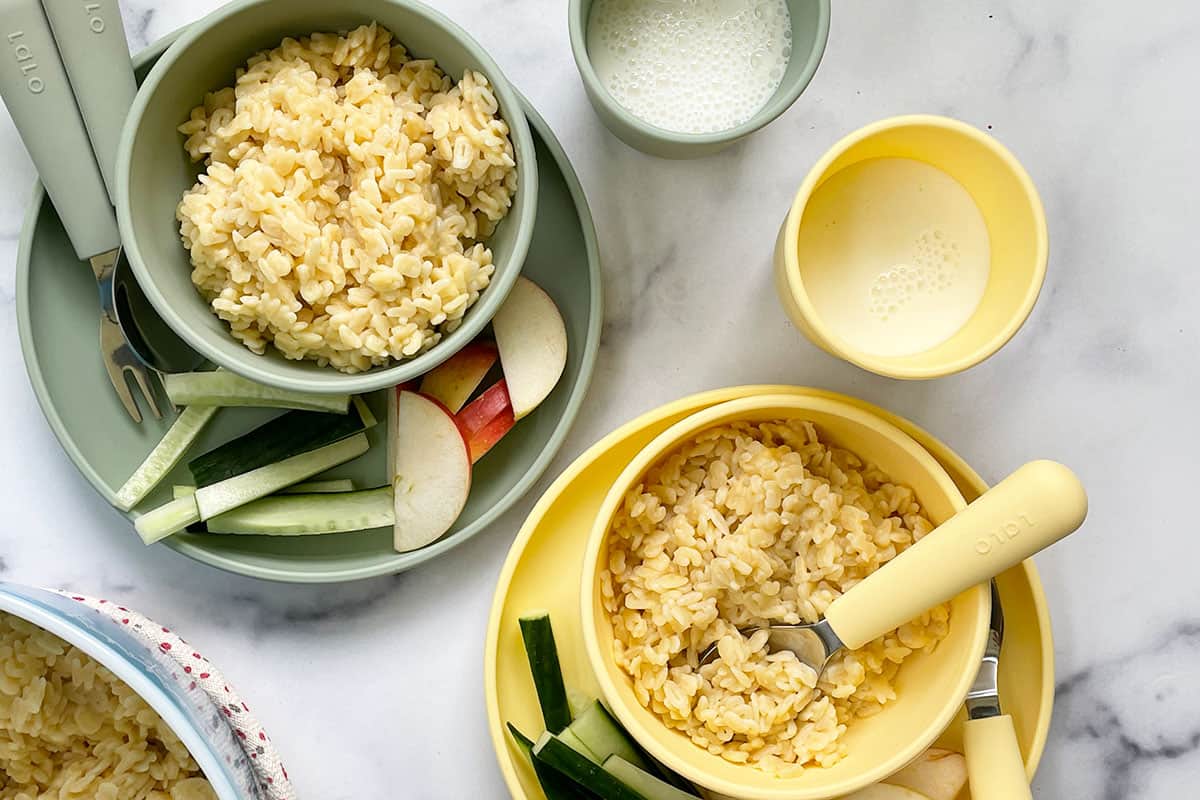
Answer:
(698, 619, 842, 671)
(112, 255, 207, 374)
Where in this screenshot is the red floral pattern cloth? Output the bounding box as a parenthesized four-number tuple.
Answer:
(57, 591, 296, 800)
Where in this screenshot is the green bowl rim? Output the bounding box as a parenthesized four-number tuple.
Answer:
(114, 0, 539, 395)
(567, 0, 831, 147)
(17, 35, 602, 584)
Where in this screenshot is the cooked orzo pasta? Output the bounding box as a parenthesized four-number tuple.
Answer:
(177, 23, 517, 372)
(0, 612, 216, 800)
(601, 419, 951, 773)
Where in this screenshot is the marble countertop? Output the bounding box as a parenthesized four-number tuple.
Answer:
(1, 1, 1196, 797)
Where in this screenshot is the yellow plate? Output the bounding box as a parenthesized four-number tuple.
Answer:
(485, 385, 1054, 799)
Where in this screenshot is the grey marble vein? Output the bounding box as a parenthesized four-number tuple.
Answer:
(225, 575, 407, 629)
(1041, 622, 1200, 798)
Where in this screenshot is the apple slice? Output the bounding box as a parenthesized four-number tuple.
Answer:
(458, 380, 512, 439)
(385, 381, 422, 482)
(457, 380, 517, 463)
(841, 786, 931, 800)
(492, 277, 567, 420)
(886, 749, 967, 800)
(390, 390, 471, 552)
(468, 405, 515, 463)
(419, 342, 499, 413)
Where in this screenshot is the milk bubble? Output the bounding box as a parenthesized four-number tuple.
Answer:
(586, 0, 792, 134)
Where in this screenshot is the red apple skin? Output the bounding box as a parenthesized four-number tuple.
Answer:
(419, 342, 499, 413)
(468, 405, 516, 463)
(457, 379, 512, 438)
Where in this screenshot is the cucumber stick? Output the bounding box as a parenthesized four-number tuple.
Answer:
(559, 728, 599, 761)
(189, 399, 373, 487)
(171, 479, 355, 500)
(136, 434, 369, 544)
(567, 701, 651, 772)
(279, 479, 355, 495)
(602, 757, 697, 800)
(507, 722, 536, 753)
(134, 495, 201, 544)
(519, 611, 572, 733)
(351, 396, 377, 428)
(114, 406, 218, 511)
(533, 733, 647, 800)
(506, 723, 589, 800)
(195, 434, 369, 520)
(568, 687, 595, 720)
(206, 487, 393, 535)
(164, 371, 350, 413)
(562, 701, 694, 794)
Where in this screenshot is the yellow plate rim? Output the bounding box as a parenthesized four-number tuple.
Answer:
(484, 384, 1055, 796)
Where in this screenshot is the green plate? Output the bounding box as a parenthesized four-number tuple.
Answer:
(15, 37, 602, 583)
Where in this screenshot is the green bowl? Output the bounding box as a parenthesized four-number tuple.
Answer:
(568, 0, 830, 159)
(19, 33, 601, 583)
(116, 0, 538, 395)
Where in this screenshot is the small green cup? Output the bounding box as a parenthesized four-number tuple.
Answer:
(568, 0, 831, 159)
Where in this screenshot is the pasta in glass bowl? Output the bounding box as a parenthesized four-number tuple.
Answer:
(0, 583, 277, 800)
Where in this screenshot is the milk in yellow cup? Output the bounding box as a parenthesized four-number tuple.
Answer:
(774, 115, 1047, 378)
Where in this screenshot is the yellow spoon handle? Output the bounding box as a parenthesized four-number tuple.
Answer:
(964, 714, 1033, 800)
(824, 461, 1087, 650)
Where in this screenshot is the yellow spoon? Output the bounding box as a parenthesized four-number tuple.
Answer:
(698, 461, 1086, 675)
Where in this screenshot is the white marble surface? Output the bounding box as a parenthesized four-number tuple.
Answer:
(1, 1, 1197, 797)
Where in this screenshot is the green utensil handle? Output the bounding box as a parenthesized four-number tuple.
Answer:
(41, 0, 136, 204)
(0, 0, 120, 259)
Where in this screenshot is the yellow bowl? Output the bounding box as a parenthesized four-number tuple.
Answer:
(773, 115, 1048, 379)
(581, 394, 990, 800)
(487, 385, 1056, 800)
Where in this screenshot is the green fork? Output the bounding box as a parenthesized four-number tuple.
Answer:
(0, 0, 160, 422)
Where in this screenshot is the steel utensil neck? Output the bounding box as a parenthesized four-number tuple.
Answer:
(90, 247, 121, 324)
(966, 625, 1002, 719)
(810, 617, 845, 661)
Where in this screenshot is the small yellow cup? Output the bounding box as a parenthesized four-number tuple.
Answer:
(774, 115, 1047, 379)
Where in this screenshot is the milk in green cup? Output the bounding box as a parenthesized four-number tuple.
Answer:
(586, 0, 793, 133)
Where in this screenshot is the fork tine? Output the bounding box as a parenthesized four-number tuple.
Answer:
(103, 354, 142, 424)
(98, 316, 157, 424)
(129, 366, 163, 420)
